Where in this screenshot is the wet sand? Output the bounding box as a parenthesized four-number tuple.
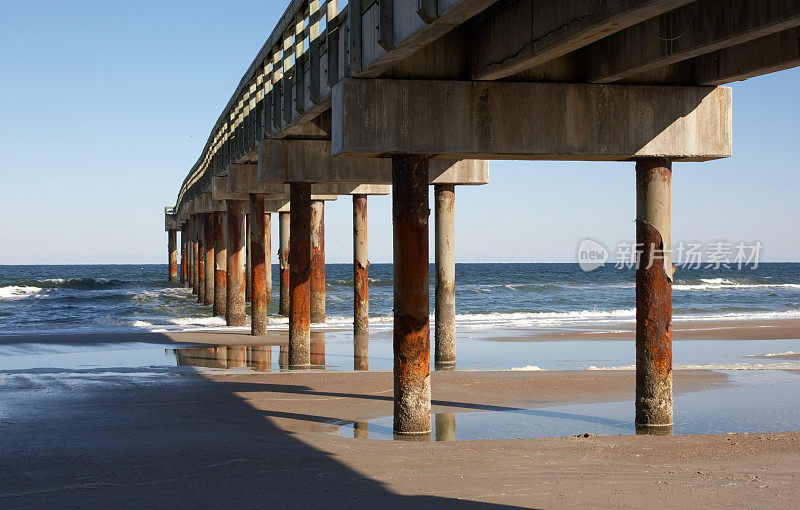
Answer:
(492, 318, 800, 342)
(1, 368, 798, 508)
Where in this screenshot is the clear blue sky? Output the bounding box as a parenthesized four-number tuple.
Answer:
(1, 1, 798, 264)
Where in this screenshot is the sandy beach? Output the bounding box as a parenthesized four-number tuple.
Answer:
(1, 366, 798, 508)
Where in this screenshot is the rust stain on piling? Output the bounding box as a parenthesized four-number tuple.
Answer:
(392, 155, 431, 435)
(213, 212, 227, 317)
(168, 229, 178, 283)
(279, 212, 290, 317)
(226, 201, 247, 327)
(353, 195, 369, 337)
(250, 194, 268, 336)
(203, 214, 214, 306)
(310, 201, 326, 323)
(635, 159, 673, 430)
(197, 239, 205, 304)
(289, 184, 311, 368)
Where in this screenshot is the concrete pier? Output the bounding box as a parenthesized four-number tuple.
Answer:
(279, 211, 290, 317)
(246, 214, 252, 304)
(392, 155, 431, 435)
(197, 234, 205, 305)
(191, 219, 199, 294)
(226, 200, 247, 327)
(310, 200, 326, 323)
(213, 212, 227, 317)
(289, 183, 312, 369)
(635, 158, 673, 433)
(250, 194, 268, 336)
(203, 213, 214, 306)
(434, 184, 456, 370)
(168, 229, 177, 283)
(353, 195, 369, 337)
(180, 226, 187, 285)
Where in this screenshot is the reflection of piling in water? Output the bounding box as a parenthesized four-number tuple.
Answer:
(227, 346, 246, 368)
(310, 333, 326, 368)
(249, 346, 271, 372)
(636, 424, 673, 436)
(435, 413, 456, 442)
(354, 334, 369, 371)
(353, 421, 368, 439)
(173, 347, 228, 369)
(278, 345, 288, 370)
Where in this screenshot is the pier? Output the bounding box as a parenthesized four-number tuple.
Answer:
(162, 0, 800, 436)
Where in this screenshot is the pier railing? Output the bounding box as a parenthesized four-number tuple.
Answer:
(175, 0, 347, 213)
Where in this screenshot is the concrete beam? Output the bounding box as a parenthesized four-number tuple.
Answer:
(669, 27, 800, 85)
(585, 0, 800, 83)
(469, 0, 694, 80)
(332, 79, 732, 162)
(233, 162, 391, 195)
(165, 213, 178, 232)
(259, 139, 489, 184)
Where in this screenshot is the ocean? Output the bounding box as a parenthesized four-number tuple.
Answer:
(1, 263, 798, 335)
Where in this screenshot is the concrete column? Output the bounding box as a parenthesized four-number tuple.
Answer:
(392, 155, 431, 436)
(203, 213, 214, 306)
(213, 212, 227, 317)
(289, 183, 311, 369)
(191, 219, 199, 294)
(279, 211, 290, 317)
(226, 200, 247, 326)
(246, 213, 252, 303)
(168, 229, 178, 283)
(197, 218, 205, 305)
(180, 227, 187, 286)
(353, 194, 369, 336)
(310, 200, 326, 323)
(250, 194, 268, 336)
(434, 184, 456, 370)
(635, 158, 673, 433)
(265, 212, 272, 306)
(435, 413, 456, 442)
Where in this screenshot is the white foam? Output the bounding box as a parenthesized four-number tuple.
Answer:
(0, 286, 45, 300)
(673, 278, 800, 291)
(745, 351, 800, 358)
(589, 362, 800, 370)
(509, 365, 545, 371)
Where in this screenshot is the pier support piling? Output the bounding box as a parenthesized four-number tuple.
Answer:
(180, 226, 187, 285)
(213, 212, 227, 317)
(168, 229, 177, 283)
(226, 200, 247, 327)
(279, 211, 290, 317)
(197, 235, 205, 304)
(192, 218, 199, 294)
(353, 194, 369, 337)
(203, 213, 214, 306)
(635, 158, 674, 433)
(310, 200, 326, 323)
(250, 194, 268, 336)
(392, 155, 431, 436)
(246, 214, 252, 303)
(289, 183, 312, 368)
(435, 184, 456, 370)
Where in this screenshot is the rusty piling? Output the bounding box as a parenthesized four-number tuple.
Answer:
(279, 211, 290, 317)
(353, 194, 369, 336)
(213, 211, 227, 317)
(191, 217, 199, 295)
(265, 211, 272, 306)
(168, 229, 178, 283)
(226, 200, 247, 327)
(203, 213, 214, 306)
(635, 158, 673, 433)
(434, 184, 456, 370)
(392, 155, 431, 436)
(246, 213, 252, 303)
(289, 183, 312, 368)
(197, 218, 205, 305)
(310, 200, 326, 323)
(250, 194, 268, 336)
(310, 332, 326, 368)
(180, 226, 187, 285)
